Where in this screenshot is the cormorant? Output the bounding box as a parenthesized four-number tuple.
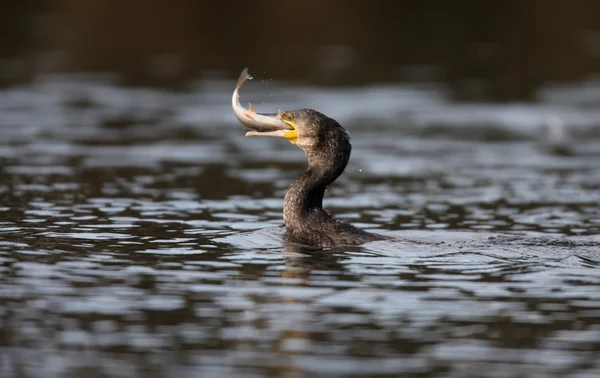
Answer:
(233, 69, 384, 248)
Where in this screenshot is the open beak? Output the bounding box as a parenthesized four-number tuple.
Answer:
(245, 112, 299, 144)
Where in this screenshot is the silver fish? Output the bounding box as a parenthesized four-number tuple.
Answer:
(231, 68, 293, 134)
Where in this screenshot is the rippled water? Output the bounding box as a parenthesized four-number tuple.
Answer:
(1, 75, 600, 377)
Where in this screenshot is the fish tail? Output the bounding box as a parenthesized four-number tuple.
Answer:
(237, 67, 253, 88)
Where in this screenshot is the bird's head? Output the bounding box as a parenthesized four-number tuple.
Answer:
(245, 109, 350, 159)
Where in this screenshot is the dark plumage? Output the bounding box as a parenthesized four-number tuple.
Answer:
(279, 109, 383, 248)
(233, 69, 384, 247)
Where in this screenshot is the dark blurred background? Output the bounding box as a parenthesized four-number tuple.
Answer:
(2, 0, 600, 101)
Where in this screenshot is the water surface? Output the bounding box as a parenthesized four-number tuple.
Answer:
(1, 75, 600, 377)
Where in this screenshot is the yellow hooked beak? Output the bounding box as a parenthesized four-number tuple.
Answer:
(244, 111, 299, 144)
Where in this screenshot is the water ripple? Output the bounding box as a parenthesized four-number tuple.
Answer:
(1, 75, 600, 377)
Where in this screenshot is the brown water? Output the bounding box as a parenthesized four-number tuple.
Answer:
(1, 75, 600, 377)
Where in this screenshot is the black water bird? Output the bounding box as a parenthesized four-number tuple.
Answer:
(232, 69, 384, 248)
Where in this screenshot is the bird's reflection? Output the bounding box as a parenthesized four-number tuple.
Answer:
(279, 241, 366, 282)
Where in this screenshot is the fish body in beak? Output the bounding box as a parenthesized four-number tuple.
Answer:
(231, 68, 293, 133)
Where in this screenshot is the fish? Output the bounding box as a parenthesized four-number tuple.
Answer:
(231, 68, 294, 134)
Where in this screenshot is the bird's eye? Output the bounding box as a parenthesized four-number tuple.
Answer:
(286, 113, 294, 122)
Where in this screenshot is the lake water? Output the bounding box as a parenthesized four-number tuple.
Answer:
(1, 75, 600, 377)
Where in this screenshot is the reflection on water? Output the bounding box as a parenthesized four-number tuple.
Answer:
(1, 75, 600, 377)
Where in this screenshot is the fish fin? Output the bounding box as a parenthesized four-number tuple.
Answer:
(236, 67, 253, 88)
(244, 112, 255, 120)
(248, 103, 256, 113)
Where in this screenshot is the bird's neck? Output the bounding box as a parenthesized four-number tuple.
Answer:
(283, 148, 350, 228)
